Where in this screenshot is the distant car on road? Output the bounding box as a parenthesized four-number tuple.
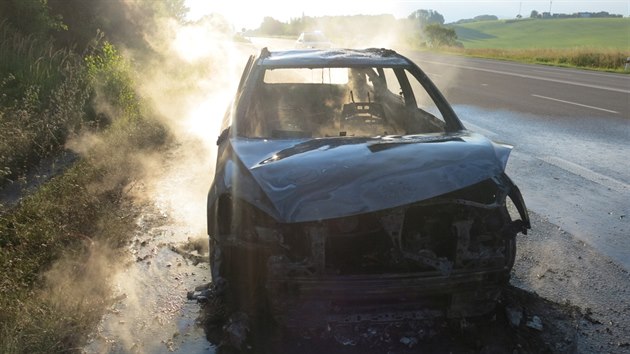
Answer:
(295, 31, 332, 49)
(207, 47, 531, 329)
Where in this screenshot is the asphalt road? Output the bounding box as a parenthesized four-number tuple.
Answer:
(249, 38, 630, 271)
(406, 51, 630, 271)
(407, 52, 629, 118)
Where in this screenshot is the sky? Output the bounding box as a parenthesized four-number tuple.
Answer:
(185, 0, 629, 29)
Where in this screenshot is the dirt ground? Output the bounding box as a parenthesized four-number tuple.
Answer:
(511, 212, 630, 354)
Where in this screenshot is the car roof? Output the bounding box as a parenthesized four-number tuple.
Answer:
(258, 48, 411, 67)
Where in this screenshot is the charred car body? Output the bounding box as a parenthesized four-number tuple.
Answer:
(207, 48, 530, 328)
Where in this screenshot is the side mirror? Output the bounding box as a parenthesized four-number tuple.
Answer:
(217, 127, 230, 146)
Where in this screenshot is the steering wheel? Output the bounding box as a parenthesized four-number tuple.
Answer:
(344, 113, 383, 124)
(342, 101, 385, 123)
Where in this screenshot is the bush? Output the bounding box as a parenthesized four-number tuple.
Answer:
(85, 41, 143, 121)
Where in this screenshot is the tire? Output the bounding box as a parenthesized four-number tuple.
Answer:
(503, 237, 517, 283)
(221, 244, 270, 319)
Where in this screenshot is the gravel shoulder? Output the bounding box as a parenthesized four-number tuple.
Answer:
(512, 211, 630, 353)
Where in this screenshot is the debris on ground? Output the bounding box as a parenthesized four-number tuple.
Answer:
(526, 315, 544, 331)
(170, 243, 208, 265)
(505, 306, 523, 327)
(192, 283, 583, 353)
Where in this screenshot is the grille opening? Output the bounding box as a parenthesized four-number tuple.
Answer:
(320, 203, 509, 275)
(325, 229, 393, 275)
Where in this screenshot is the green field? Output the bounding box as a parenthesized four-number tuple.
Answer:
(454, 18, 630, 49)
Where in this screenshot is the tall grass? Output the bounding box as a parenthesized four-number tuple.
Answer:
(0, 20, 90, 186)
(442, 47, 628, 72)
(0, 120, 167, 352)
(0, 20, 78, 101)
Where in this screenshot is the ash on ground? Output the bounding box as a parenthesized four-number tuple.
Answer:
(192, 283, 581, 354)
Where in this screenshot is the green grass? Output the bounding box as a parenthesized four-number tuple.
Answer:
(0, 161, 134, 352)
(0, 28, 170, 351)
(0, 113, 169, 353)
(454, 18, 630, 50)
(443, 18, 630, 72)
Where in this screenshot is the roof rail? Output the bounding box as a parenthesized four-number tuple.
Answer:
(365, 48, 398, 57)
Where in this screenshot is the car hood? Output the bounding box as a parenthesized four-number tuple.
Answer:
(230, 131, 512, 223)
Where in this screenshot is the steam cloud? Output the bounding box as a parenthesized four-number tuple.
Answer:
(35, 5, 258, 352)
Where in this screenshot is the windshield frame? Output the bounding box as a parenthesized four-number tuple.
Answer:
(232, 53, 464, 140)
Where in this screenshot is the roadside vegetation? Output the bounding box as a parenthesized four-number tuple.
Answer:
(440, 46, 627, 72)
(453, 18, 629, 49)
(447, 18, 630, 72)
(0, 0, 179, 351)
(248, 12, 629, 72)
(0, 20, 89, 187)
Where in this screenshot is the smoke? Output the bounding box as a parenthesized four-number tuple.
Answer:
(68, 6, 256, 353)
(130, 14, 250, 235)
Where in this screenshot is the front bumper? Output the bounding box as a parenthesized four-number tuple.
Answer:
(267, 267, 507, 328)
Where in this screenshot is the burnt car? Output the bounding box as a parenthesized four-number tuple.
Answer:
(207, 48, 530, 328)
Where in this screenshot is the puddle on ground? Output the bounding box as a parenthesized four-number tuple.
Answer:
(83, 206, 215, 354)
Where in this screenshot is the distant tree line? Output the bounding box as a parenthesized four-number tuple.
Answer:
(250, 9, 459, 48)
(529, 10, 623, 19)
(453, 15, 498, 24)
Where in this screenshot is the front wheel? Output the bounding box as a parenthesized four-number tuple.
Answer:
(503, 237, 517, 283)
(220, 244, 270, 318)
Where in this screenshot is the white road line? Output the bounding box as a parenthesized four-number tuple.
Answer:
(421, 60, 630, 94)
(531, 94, 619, 114)
(540, 156, 630, 193)
(434, 55, 627, 79)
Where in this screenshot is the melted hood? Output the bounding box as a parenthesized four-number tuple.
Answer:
(230, 132, 511, 223)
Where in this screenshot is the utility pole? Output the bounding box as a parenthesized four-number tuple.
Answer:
(549, 0, 553, 15)
(519, 1, 522, 17)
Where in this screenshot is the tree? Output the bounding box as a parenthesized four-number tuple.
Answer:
(530, 10, 540, 18)
(159, 0, 188, 23)
(424, 24, 458, 47)
(44, 0, 188, 52)
(473, 15, 498, 21)
(408, 9, 444, 27)
(259, 17, 285, 36)
(0, 0, 66, 36)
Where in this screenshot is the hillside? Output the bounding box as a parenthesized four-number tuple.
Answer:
(453, 18, 630, 49)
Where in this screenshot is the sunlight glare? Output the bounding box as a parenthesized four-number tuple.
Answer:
(172, 24, 217, 62)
